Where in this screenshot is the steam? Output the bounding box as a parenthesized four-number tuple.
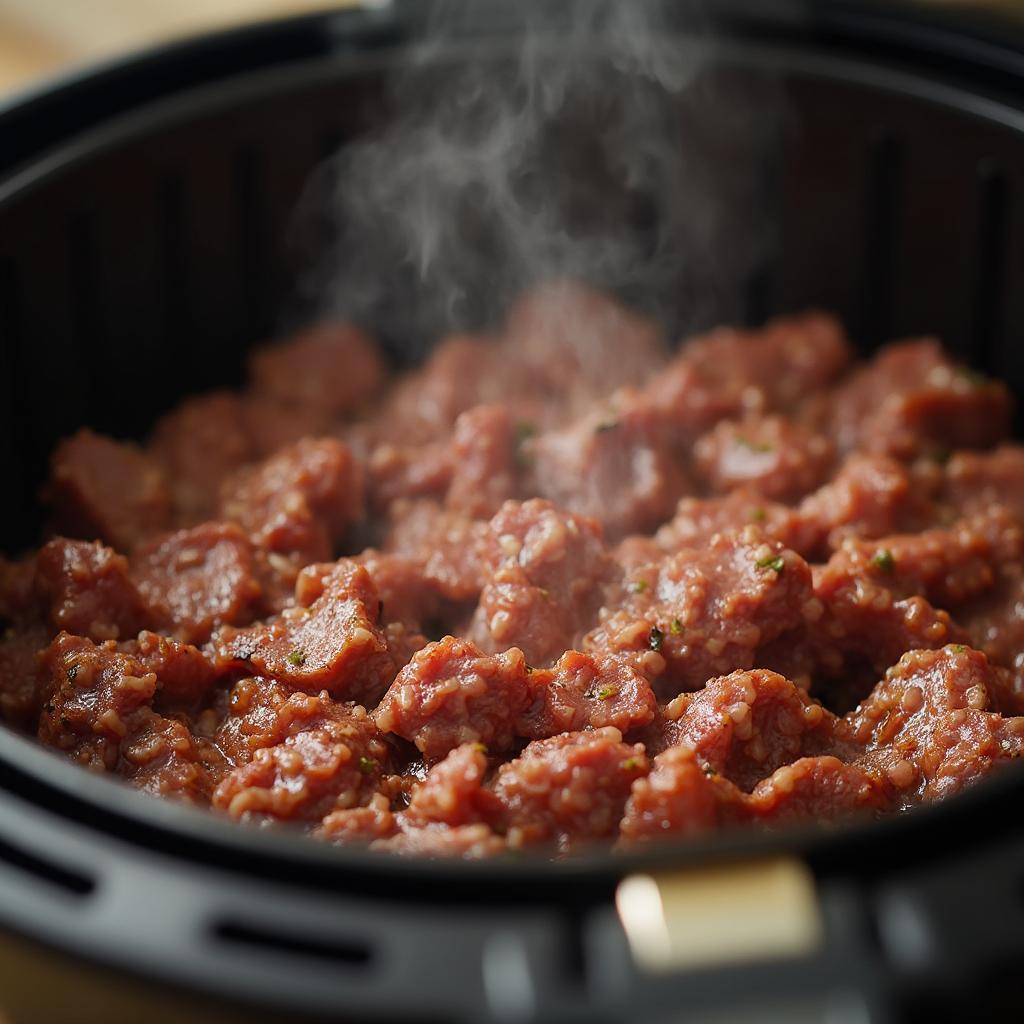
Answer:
(295, 0, 781, 356)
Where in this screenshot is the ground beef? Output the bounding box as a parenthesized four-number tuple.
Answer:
(845, 645, 1024, 802)
(446, 405, 522, 519)
(694, 414, 835, 503)
(212, 702, 389, 822)
(516, 650, 658, 739)
(149, 391, 256, 526)
(247, 322, 386, 427)
(373, 636, 532, 761)
(492, 728, 649, 851)
(470, 499, 616, 666)
(9, 290, 1024, 857)
(47, 429, 171, 552)
(132, 522, 264, 644)
(35, 538, 148, 642)
(212, 560, 390, 704)
(528, 391, 692, 540)
(219, 437, 364, 565)
(587, 527, 814, 693)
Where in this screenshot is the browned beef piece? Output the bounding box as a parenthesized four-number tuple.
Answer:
(528, 391, 693, 540)
(667, 669, 848, 792)
(150, 391, 255, 526)
(36, 538, 147, 642)
(402, 743, 503, 828)
(212, 702, 390, 823)
(373, 636, 532, 761)
(845, 645, 1024, 802)
(446, 405, 521, 519)
(491, 728, 649, 851)
(694, 414, 835, 503)
(516, 650, 657, 738)
(471, 499, 616, 666)
(213, 560, 391, 704)
(247, 322, 386, 426)
(37, 633, 217, 801)
(588, 527, 814, 694)
(619, 745, 741, 844)
(827, 338, 1012, 459)
(133, 522, 263, 644)
(745, 757, 888, 824)
(219, 437, 364, 565)
(120, 631, 218, 711)
(47, 429, 171, 551)
(501, 281, 667, 413)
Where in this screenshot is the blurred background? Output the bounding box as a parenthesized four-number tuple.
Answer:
(0, 0, 362, 96)
(0, 0, 1021, 99)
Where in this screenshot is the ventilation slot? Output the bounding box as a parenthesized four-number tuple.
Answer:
(66, 211, 103, 370)
(158, 171, 194, 358)
(233, 144, 271, 344)
(861, 132, 904, 348)
(213, 918, 373, 968)
(0, 834, 95, 897)
(971, 162, 1009, 372)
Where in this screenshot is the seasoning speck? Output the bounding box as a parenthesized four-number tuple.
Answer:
(670, 618, 683, 635)
(736, 436, 773, 453)
(750, 507, 767, 523)
(358, 756, 377, 775)
(286, 648, 307, 667)
(871, 548, 896, 573)
(649, 626, 664, 652)
(66, 665, 78, 682)
(621, 758, 641, 772)
(629, 579, 648, 594)
(595, 686, 617, 701)
(756, 554, 785, 574)
(595, 419, 619, 434)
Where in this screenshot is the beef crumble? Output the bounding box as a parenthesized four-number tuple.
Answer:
(3, 282, 1023, 857)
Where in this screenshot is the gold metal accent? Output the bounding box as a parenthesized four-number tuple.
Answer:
(616, 857, 823, 973)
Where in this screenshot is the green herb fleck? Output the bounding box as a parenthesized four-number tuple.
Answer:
(670, 618, 683, 635)
(358, 756, 377, 775)
(621, 757, 641, 772)
(629, 579, 649, 594)
(736, 436, 773, 453)
(750, 506, 767, 523)
(525, 664, 534, 674)
(44, 702, 55, 715)
(538, 588, 551, 601)
(595, 686, 618, 701)
(1, 626, 14, 643)
(66, 665, 78, 682)
(929, 447, 951, 466)
(949, 644, 969, 654)
(286, 647, 307, 668)
(515, 422, 538, 443)
(649, 625, 664, 653)
(702, 763, 717, 777)
(871, 548, 896, 573)
(756, 554, 785, 574)
(595, 419, 620, 434)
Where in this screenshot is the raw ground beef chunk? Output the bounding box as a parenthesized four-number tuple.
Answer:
(373, 636, 532, 761)
(7, 286, 1024, 859)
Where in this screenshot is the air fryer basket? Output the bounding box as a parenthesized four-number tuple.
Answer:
(3, 2, 1024, 1022)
